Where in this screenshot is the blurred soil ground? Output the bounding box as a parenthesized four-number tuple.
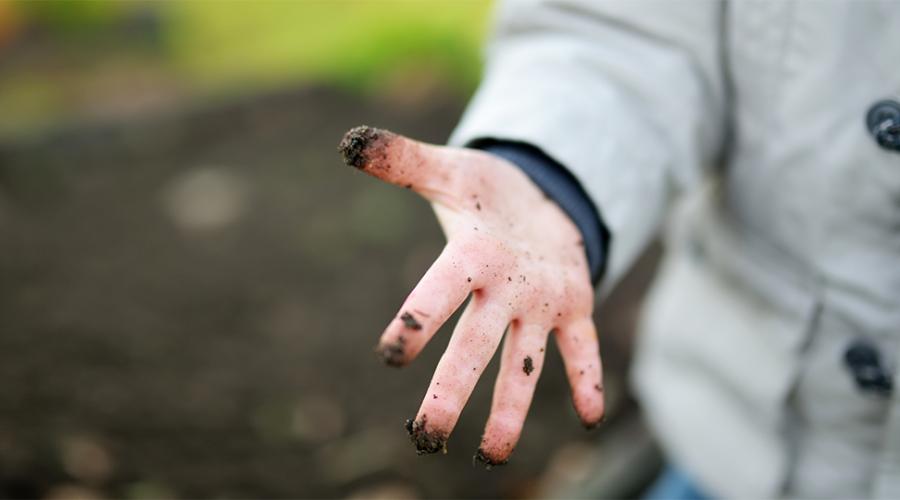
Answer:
(0, 86, 659, 499)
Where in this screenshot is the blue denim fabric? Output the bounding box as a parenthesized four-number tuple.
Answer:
(644, 466, 712, 500)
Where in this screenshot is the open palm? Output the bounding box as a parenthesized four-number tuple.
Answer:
(338, 126, 604, 466)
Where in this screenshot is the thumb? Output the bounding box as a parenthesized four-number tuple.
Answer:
(338, 125, 461, 201)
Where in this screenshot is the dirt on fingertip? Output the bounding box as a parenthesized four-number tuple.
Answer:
(376, 336, 407, 367)
(473, 448, 508, 470)
(581, 413, 606, 431)
(338, 125, 390, 169)
(405, 416, 447, 455)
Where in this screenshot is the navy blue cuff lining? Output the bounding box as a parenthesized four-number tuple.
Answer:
(468, 139, 610, 286)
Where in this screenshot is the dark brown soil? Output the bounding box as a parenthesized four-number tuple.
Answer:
(404, 417, 447, 455)
(338, 125, 390, 170)
(400, 312, 423, 330)
(474, 448, 508, 470)
(523, 356, 534, 376)
(376, 337, 407, 367)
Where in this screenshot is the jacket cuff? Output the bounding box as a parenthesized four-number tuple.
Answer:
(470, 139, 610, 286)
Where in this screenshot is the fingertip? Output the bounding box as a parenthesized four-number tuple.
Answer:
(573, 385, 605, 429)
(337, 125, 394, 170)
(405, 416, 448, 455)
(579, 395, 606, 430)
(473, 448, 509, 470)
(374, 337, 407, 367)
(478, 415, 520, 466)
(581, 413, 606, 430)
(376, 310, 429, 367)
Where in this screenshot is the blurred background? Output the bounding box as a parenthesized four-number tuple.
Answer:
(0, 1, 662, 498)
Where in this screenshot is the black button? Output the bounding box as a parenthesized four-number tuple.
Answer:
(844, 338, 893, 397)
(866, 99, 900, 152)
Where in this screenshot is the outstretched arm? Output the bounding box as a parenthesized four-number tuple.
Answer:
(337, 0, 727, 467)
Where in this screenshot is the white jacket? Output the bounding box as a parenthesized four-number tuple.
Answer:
(450, 1, 900, 497)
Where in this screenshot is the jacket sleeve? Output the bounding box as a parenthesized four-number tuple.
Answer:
(449, 0, 728, 291)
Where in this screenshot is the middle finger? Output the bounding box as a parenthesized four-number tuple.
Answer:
(405, 293, 511, 454)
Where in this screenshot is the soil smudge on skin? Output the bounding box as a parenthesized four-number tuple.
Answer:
(376, 336, 406, 367)
(338, 125, 391, 169)
(582, 412, 606, 431)
(473, 449, 508, 470)
(523, 356, 534, 376)
(400, 311, 422, 330)
(405, 416, 447, 455)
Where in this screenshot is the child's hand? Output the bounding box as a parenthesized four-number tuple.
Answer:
(338, 126, 604, 466)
